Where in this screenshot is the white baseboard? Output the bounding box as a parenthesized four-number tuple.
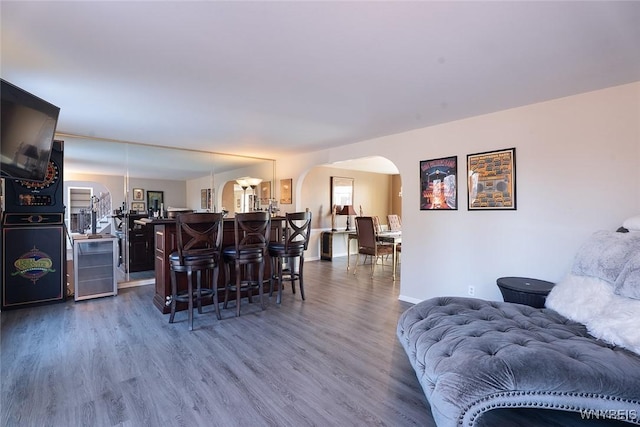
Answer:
(118, 279, 154, 289)
(398, 294, 421, 304)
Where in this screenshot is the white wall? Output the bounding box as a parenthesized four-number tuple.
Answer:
(186, 175, 214, 211)
(276, 82, 640, 303)
(63, 173, 188, 214)
(64, 173, 125, 211)
(128, 178, 187, 210)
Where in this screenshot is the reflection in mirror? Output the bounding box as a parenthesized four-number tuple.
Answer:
(216, 152, 275, 217)
(331, 176, 354, 208)
(64, 137, 127, 234)
(61, 134, 274, 285)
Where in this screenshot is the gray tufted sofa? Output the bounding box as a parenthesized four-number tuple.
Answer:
(397, 296, 640, 427)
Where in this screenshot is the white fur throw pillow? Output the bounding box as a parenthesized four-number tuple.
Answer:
(570, 230, 640, 299)
(545, 275, 640, 355)
(571, 230, 640, 284)
(615, 251, 640, 299)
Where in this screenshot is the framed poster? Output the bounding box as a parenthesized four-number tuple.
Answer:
(132, 188, 144, 201)
(330, 176, 354, 208)
(147, 190, 164, 211)
(200, 188, 212, 210)
(467, 147, 516, 210)
(280, 179, 292, 204)
(131, 202, 145, 212)
(419, 156, 457, 210)
(260, 181, 271, 204)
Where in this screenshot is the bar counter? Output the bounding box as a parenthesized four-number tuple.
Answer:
(137, 216, 285, 314)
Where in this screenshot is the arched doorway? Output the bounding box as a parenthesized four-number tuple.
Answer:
(297, 156, 402, 263)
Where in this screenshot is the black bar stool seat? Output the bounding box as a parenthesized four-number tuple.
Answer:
(268, 211, 312, 304)
(223, 211, 271, 317)
(168, 212, 223, 330)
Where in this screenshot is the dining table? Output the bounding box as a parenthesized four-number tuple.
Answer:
(347, 230, 402, 280)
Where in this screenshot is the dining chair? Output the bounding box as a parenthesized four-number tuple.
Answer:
(222, 211, 271, 316)
(372, 215, 382, 233)
(387, 214, 402, 232)
(168, 212, 224, 331)
(268, 211, 312, 304)
(388, 214, 402, 259)
(354, 216, 394, 277)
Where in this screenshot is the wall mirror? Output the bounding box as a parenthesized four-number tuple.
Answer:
(220, 157, 275, 216)
(331, 176, 354, 208)
(61, 135, 275, 284)
(62, 136, 275, 214)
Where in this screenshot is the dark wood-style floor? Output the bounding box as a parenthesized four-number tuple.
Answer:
(1, 257, 633, 426)
(2, 257, 432, 427)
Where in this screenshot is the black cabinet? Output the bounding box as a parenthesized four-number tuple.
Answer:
(114, 214, 154, 272)
(128, 215, 154, 272)
(2, 216, 66, 309)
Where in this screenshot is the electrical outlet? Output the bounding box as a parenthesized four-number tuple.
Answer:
(468, 286, 475, 296)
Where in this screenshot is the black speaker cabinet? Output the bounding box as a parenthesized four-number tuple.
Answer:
(2, 216, 66, 309)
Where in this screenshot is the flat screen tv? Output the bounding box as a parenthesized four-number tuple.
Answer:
(1, 79, 60, 182)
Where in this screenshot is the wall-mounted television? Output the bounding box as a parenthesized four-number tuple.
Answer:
(1, 79, 60, 182)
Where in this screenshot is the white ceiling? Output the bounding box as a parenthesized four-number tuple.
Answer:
(2, 1, 639, 175)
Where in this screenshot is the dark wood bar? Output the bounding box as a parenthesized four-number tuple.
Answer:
(139, 217, 284, 314)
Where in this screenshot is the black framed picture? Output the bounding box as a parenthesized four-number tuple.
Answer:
(147, 190, 164, 211)
(467, 147, 516, 210)
(420, 156, 457, 210)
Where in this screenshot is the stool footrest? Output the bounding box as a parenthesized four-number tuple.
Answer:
(172, 288, 215, 303)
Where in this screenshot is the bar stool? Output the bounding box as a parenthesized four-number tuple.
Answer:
(168, 212, 224, 331)
(222, 211, 271, 317)
(268, 211, 312, 304)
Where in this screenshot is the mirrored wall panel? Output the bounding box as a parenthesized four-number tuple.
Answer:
(61, 135, 274, 284)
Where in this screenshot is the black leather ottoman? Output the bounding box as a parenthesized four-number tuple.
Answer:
(497, 276, 555, 308)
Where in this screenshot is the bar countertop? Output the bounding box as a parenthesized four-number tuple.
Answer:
(134, 216, 286, 227)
